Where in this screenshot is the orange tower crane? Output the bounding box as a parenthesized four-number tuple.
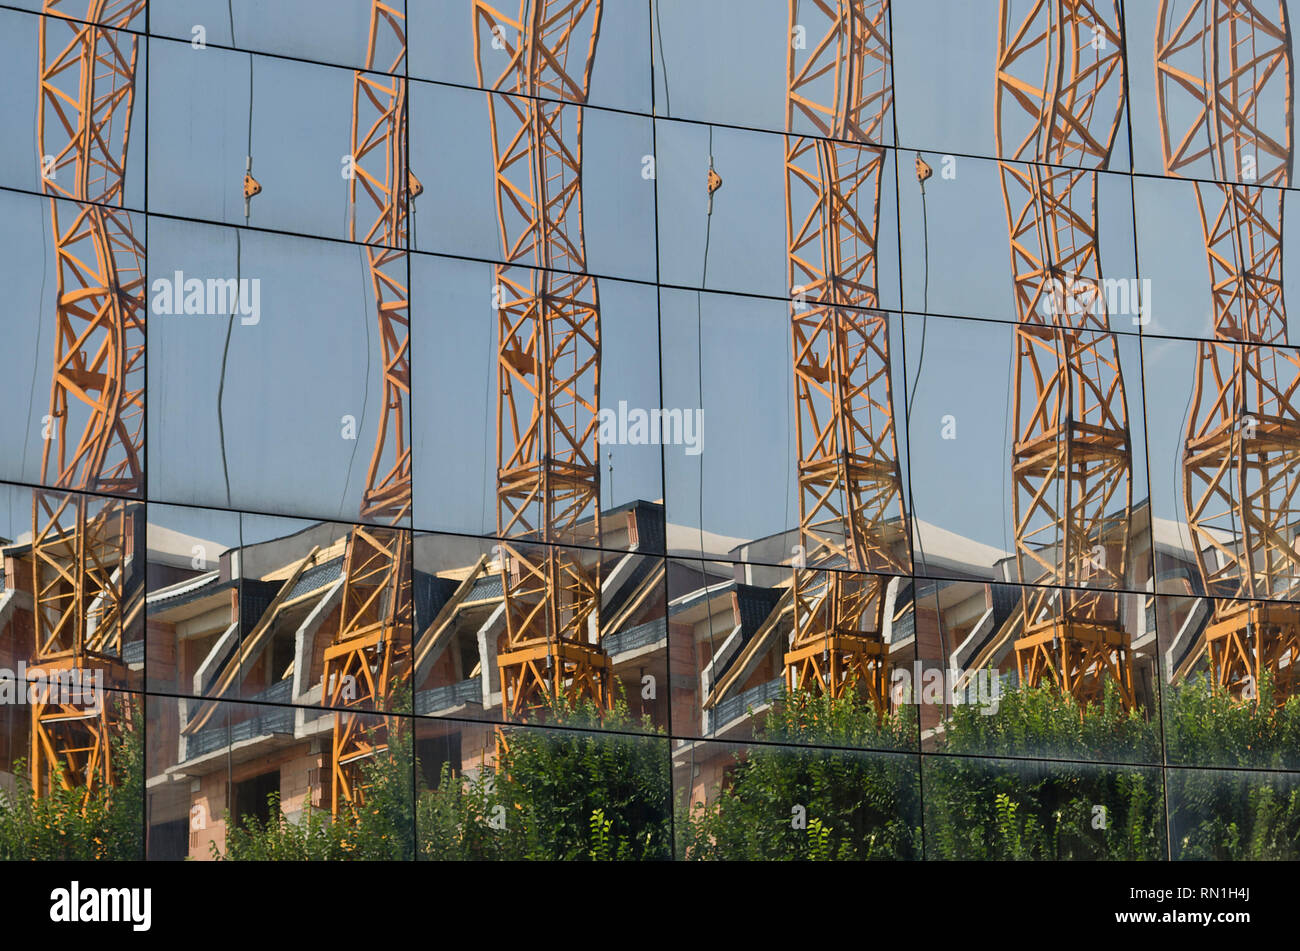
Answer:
(995, 0, 1136, 707)
(1156, 0, 1300, 701)
(29, 0, 147, 799)
(322, 0, 417, 810)
(473, 0, 608, 719)
(781, 0, 908, 708)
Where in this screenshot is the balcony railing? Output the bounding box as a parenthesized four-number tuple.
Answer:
(415, 677, 481, 715)
(603, 617, 666, 656)
(187, 679, 294, 759)
(708, 677, 783, 734)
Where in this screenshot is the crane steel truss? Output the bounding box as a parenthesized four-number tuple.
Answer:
(474, 0, 607, 719)
(996, 0, 1135, 707)
(782, 0, 907, 708)
(29, 0, 147, 799)
(325, 0, 415, 810)
(1156, 0, 1300, 701)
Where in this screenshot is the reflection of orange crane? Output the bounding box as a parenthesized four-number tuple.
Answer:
(1156, 0, 1300, 701)
(781, 0, 906, 708)
(473, 0, 608, 719)
(996, 0, 1135, 707)
(29, 0, 147, 799)
(323, 0, 415, 810)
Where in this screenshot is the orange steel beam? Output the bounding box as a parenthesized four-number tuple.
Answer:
(1157, 0, 1300, 701)
(474, 0, 608, 719)
(996, 0, 1135, 708)
(782, 0, 905, 708)
(328, 0, 416, 811)
(28, 0, 146, 799)
(350, 0, 414, 527)
(324, 525, 412, 809)
(36, 0, 145, 496)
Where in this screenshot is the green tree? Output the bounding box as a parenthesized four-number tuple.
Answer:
(417, 695, 672, 860)
(937, 678, 1160, 763)
(0, 695, 143, 860)
(926, 681, 1164, 859)
(1168, 767, 1300, 860)
(214, 715, 414, 861)
(1163, 671, 1300, 771)
(679, 690, 922, 860)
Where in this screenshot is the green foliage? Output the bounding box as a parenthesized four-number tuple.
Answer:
(1169, 768, 1300, 860)
(0, 696, 143, 860)
(417, 695, 672, 861)
(198, 673, 1300, 861)
(938, 677, 1159, 762)
(679, 690, 922, 861)
(1164, 672, 1300, 770)
(213, 716, 414, 861)
(762, 683, 917, 751)
(1160, 673, 1300, 859)
(925, 752, 1164, 859)
(926, 682, 1164, 859)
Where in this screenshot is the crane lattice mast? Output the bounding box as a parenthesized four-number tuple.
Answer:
(781, 0, 908, 708)
(29, 0, 147, 799)
(996, 0, 1135, 707)
(324, 0, 416, 810)
(474, 0, 608, 719)
(1156, 0, 1300, 701)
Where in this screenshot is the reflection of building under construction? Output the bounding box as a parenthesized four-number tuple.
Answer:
(1156, 0, 1300, 702)
(0, 0, 148, 808)
(124, 495, 1190, 859)
(995, 0, 1136, 709)
(7, 0, 1300, 862)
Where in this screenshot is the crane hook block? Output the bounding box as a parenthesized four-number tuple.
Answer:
(707, 166, 722, 195)
(408, 171, 424, 200)
(244, 172, 262, 199)
(914, 154, 932, 184)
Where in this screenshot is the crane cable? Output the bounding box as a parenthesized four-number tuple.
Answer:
(218, 1, 254, 509)
(696, 124, 724, 732)
(910, 152, 932, 576)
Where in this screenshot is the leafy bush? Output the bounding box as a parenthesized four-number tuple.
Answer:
(926, 680, 1164, 859)
(679, 689, 922, 860)
(937, 678, 1159, 762)
(1169, 767, 1300, 860)
(0, 696, 143, 860)
(1162, 672, 1300, 859)
(213, 717, 414, 861)
(1164, 671, 1300, 770)
(924, 753, 1164, 859)
(417, 696, 672, 860)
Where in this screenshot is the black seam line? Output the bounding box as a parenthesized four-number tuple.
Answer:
(4, 472, 1290, 607)
(142, 0, 151, 861)
(1121, 0, 1172, 861)
(896, 145, 1300, 196)
(885, 0, 928, 857)
(9, 174, 1291, 350)
(402, 22, 415, 866)
(7, 3, 920, 159)
(646, 0, 674, 856)
(121, 685, 1300, 778)
(647, 0, 673, 757)
(15, 1, 1300, 197)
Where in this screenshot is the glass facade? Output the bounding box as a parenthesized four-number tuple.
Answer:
(0, 0, 1298, 861)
